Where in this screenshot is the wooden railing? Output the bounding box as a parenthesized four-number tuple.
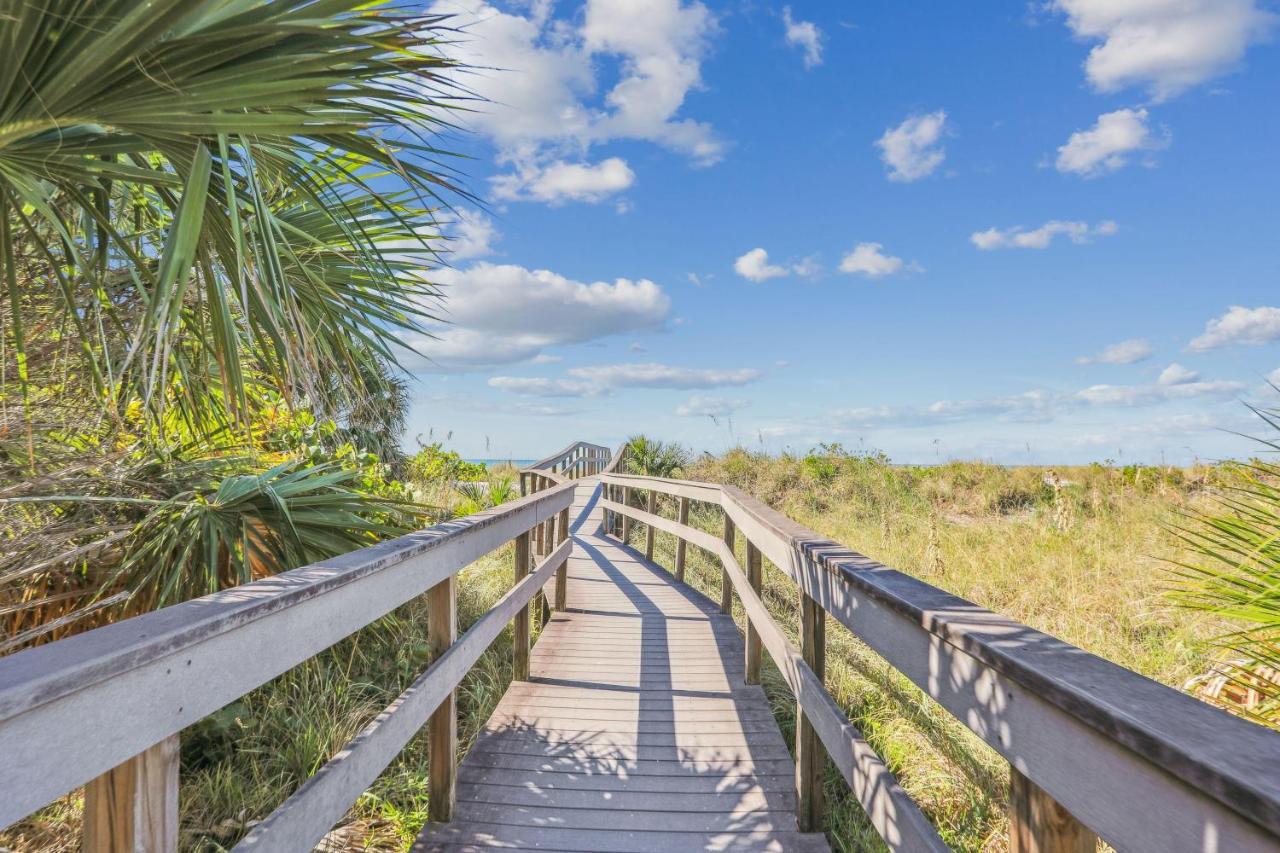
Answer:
(519, 440, 611, 494)
(599, 471, 1280, 853)
(0, 443, 608, 852)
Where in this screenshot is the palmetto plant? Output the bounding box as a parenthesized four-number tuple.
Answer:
(0, 0, 461, 435)
(1170, 404, 1280, 727)
(0, 0, 471, 649)
(623, 434, 690, 478)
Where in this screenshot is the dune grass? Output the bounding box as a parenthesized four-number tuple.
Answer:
(621, 448, 1233, 852)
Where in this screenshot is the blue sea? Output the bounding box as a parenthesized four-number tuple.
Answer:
(465, 458, 536, 468)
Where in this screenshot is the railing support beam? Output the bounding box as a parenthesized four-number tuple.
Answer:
(554, 507, 570, 611)
(621, 487, 632, 543)
(745, 541, 762, 684)
(83, 734, 179, 853)
(513, 530, 531, 681)
(675, 497, 689, 581)
(426, 576, 457, 823)
(796, 590, 826, 832)
(645, 490, 657, 562)
(720, 514, 735, 614)
(1009, 768, 1097, 853)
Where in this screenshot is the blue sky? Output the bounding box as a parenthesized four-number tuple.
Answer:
(400, 0, 1280, 464)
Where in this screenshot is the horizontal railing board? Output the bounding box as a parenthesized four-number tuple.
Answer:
(718, 484, 1280, 845)
(605, 499, 946, 852)
(0, 483, 575, 828)
(235, 537, 573, 852)
(601, 473, 723, 505)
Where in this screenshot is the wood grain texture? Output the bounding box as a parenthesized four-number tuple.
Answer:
(745, 541, 762, 685)
(427, 577, 458, 823)
(1009, 768, 1097, 853)
(676, 496, 690, 581)
(796, 593, 826, 833)
(513, 531, 531, 682)
(83, 734, 178, 853)
(414, 480, 829, 853)
(721, 513, 735, 614)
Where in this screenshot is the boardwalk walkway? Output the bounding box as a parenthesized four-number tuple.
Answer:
(414, 479, 830, 852)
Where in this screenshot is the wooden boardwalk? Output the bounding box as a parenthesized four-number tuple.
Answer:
(414, 480, 830, 852)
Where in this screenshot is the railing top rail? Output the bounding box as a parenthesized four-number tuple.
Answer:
(602, 472, 1280, 842)
(0, 480, 577, 828)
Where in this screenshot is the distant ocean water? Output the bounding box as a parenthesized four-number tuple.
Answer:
(466, 458, 536, 468)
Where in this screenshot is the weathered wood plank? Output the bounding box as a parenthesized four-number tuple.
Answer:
(1009, 767, 1097, 853)
(83, 734, 178, 853)
(796, 592, 825, 833)
(426, 576, 457, 824)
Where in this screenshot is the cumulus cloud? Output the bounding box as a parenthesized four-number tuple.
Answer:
(1056, 108, 1168, 177)
(491, 362, 762, 397)
(783, 7, 823, 68)
(451, 209, 500, 261)
(676, 395, 751, 417)
(1074, 380, 1242, 406)
(491, 157, 636, 205)
(734, 248, 790, 282)
(876, 111, 947, 182)
(1158, 363, 1200, 386)
(406, 263, 670, 369)
(1269, 367, 1280, 386)
(971, 219, 1117, 250)
(828, 375, 1242, 430)
(1076, 338, 1153, 365)
(838, 243, 916, 277)
(429, 0, 723, 204)
(1188, 305, 1280, 351)
(1051, 0, 1276, 101)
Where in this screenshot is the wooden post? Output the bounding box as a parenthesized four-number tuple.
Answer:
(796, 591, 826, 832)
(745, 541, 762, 684)
(645, 490, 656, 562)
(1009, 768, 1097, 853)
(720, 514, 735, 614)
(622, 487, 632, 543)
(513, 530, 531, 681)
(426, 576, 457, 823)
(554, 507, 570, 611)
(83, 734, 179, 853)
(675, 497, 689, 581)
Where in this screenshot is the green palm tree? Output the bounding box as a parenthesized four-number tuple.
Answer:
(1170, 403, 1280, 727)
(0, 0, 462, 433)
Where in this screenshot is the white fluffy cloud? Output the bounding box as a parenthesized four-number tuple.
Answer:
(838, 243, 914, 277)
(1051, 0, 1276, 101)
(1076, 338, 1153, 365)
(1056, 108, 1168, 177)
(1074, 380, 1242, 406)
(491, 157, 636, 205)
(491, 362, 762, 397)
(876, 111, 947, 182)
(428, 0, 722, 204)
(1158, 363, 1200, 386)
(734, 248, 790, 282)
(783, 7, 823, 68)
(676, 395, 751, 417)
(406, 263, 670, 368)
(971, 219, 1117, 250)
(1189, 305, 1280, 351)
(451, 209, 500, 261)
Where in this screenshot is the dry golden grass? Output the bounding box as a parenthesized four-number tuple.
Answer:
(643, 448, 1235, 851)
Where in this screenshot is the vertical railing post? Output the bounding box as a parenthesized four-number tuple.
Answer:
(645, 489, 656, 562)
(675, 496, 689, 581)
(83, 735, 179, 853)
(622, 487, 632, 543)
(796, 590, 826, 832)
(554, 506, 570, 611)
(513, 530, 531, 681)
(426, 575, 457, 823)
(745, 541, 762, 684)
(1009, 768, 1097, 853)
(720, 513, 735, 614)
